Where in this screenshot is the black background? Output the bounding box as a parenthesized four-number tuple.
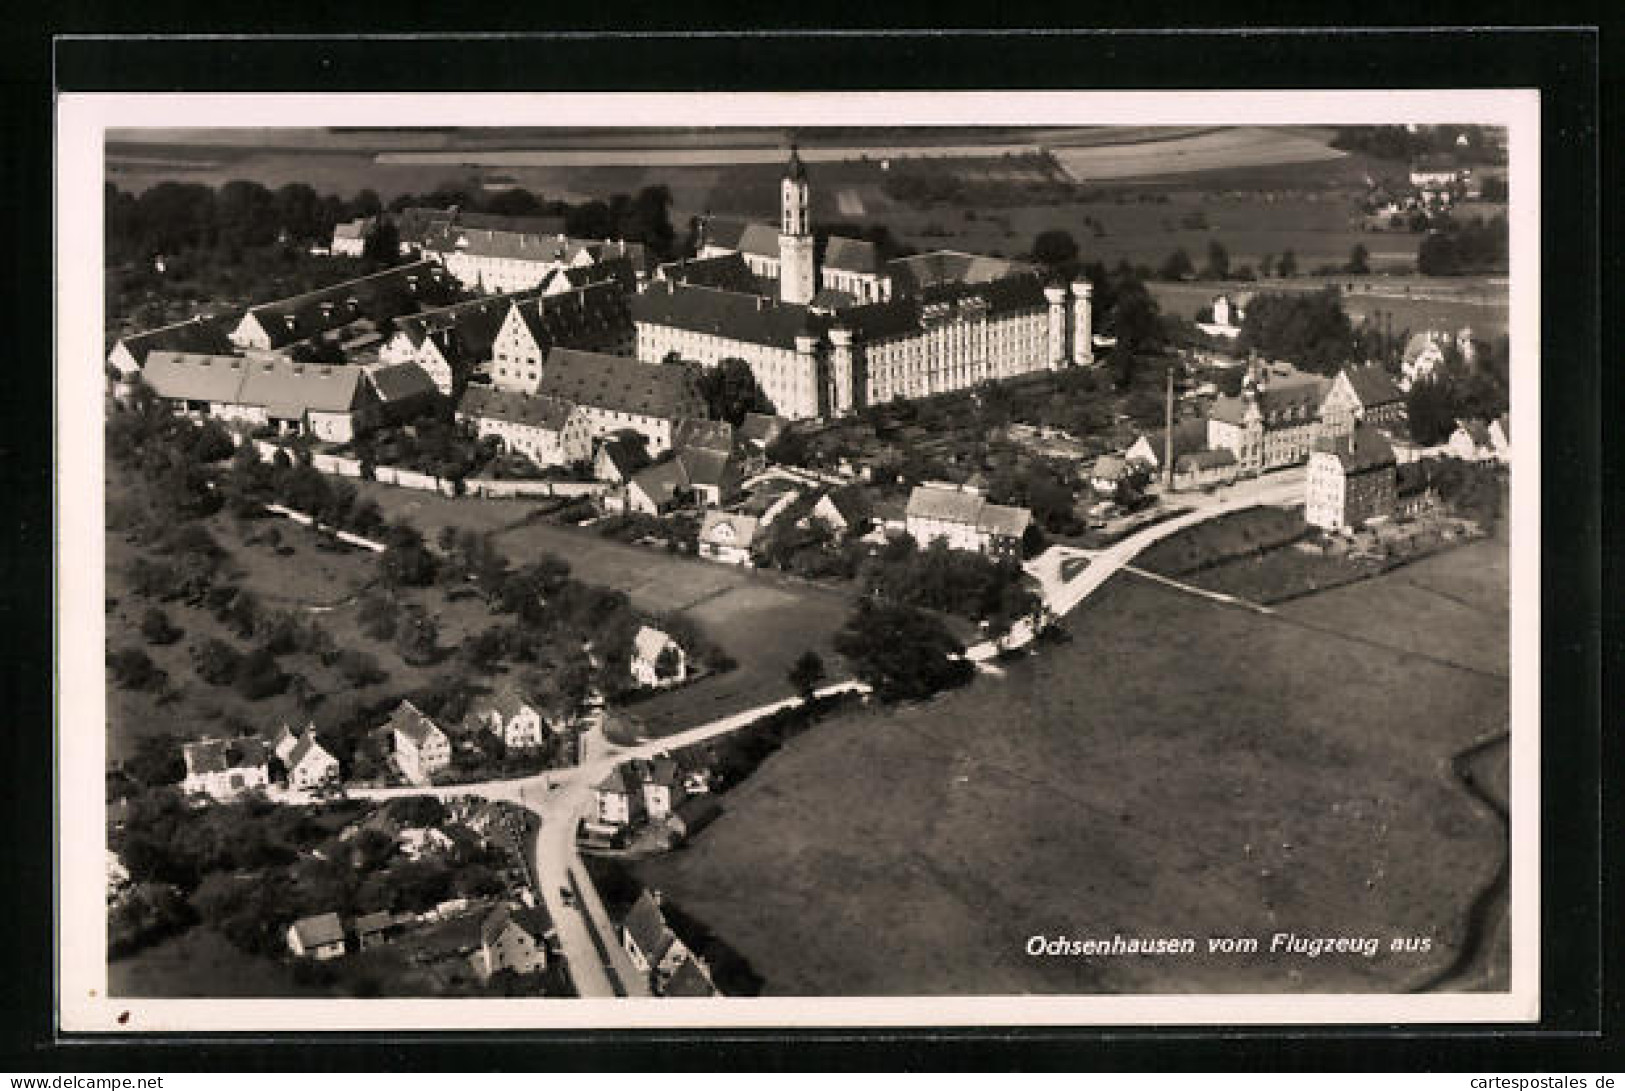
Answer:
(2, 20, 1610, 1073)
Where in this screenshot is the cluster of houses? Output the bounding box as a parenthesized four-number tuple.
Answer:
(619, 888, 722, 997)
(585, 752, 721, 849)
(181, 725, 342, 802)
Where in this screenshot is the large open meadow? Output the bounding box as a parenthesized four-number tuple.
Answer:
(633, 539, 1510, 995)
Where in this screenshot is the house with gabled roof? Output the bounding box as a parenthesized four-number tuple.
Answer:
(108, 315, 237, 380)
(697, 510, 760, 566)
(1125, 419, 1210, 475)
(181, 736, 270, 802)
(675, 444, 740, 507)
(387, 700, 451, 785)
(286, 912, 346, 960)
(457, 387, 574, 468)
(1320, 363, 1407, 434)
(230, 260, 454, 353)
(904, 482, 1032, 558)
(625, 459, 693, 517)
(285, 731, 341, 792)
(474, 903, 555, 980)
(630, 625, 686, 689)
(488, 283, 634, 393)
(380, 288, 544, 393)
(593, 431, 652, 484)
(620, 889, 691, 984)
(593, 764, 645, 829)
(268, 723, 302, 765)
(238, 357, 383, 443)
(328, 217, 374, 258)
(365, 360, 440, 422)
(1448, 418, 1498, 463)
(1206, 360, 1331, 474)
(539, 349, 707, 458)
(465, 682, 547, 751)
(662, 953, 722, 997)
(630, 756, 686, 821)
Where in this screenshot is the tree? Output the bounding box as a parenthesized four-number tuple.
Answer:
(362, 219, 401, 264)
(109, 647, 166, 693)
(695, 358, 776, 425)
(139, 608, 182, 646)
(1202, 240, 1230, 280)
(1031, 228, 1079, 270)
(1235, 287, 1358, 375)
(233, 647, 288, 700)
(833, 600, 973, 703)
(123, 735, 186, 788)
(1346, 243, 1371, 275)
(1275, 249, 1298, 278)
(191, 638, 242, 686)
(396, 610, 441, 665)
(1158, 248, 1195, 281)
(787, 650, 827, 702)
(1406, 376, 1458, 446)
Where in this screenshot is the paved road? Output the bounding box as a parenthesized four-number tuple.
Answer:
(276, 471, 1305, 996)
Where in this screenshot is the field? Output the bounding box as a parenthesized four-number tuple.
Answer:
(351, 484, 857, 735)
(1048, 126, 1348, 182)
(1149, 276, 1510, 338)
(632, 541, 1509, 995)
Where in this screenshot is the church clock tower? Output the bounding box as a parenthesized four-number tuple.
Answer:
(778, 146, 816, 305)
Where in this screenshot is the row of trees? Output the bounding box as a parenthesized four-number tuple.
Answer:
(1417, 216, 1509, 276)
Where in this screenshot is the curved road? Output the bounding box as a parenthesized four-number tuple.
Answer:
(293, 470, 1306, 998)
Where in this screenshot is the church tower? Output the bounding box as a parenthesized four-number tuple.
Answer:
(778, 146, 816, 305)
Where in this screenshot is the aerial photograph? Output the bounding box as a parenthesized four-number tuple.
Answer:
(97, 121, 1513, 1003)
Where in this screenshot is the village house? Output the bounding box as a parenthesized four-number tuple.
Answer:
(1124, 419, 1210, 478)
(456, 387, 574, 468)
(904, 482, 1032, 558)
(1400, 328, 1474, 390)
(416, 217, 645, 295)
(1206, 360, 1331, 475)
(1319, 363, 1407, 434)
(286, 912, 346, 960)
(1088, 454, 1130, 497)
(592, 765, 645, 830)
(1172, 448, 1240, 491)
(474, 904, 555, 981)
(620, 889, 692, 986)
(284, 731, 341, 792)
(379, 289, 544, 394)
(229, 260, 455, 354)
(807, 487, 870, 538)
(1448, 418, 1498, 463)
(1304, 425, 1398, 532)
(630, 625, 687, 689)
(633, 757, 686, 822)
(107, 315, 237, 381)
(180, 737, 270, 802)
(1488, 413, 1511, 463)
(328, 217, 374, 257)
(663, 954, 722, 998)
(268, 723, 302, 765)
(465, 682, 548, 751)
(139, 351, 384, 443)
(697, 510, 760, 566)
(593, 432, 652, 484)
(353, 910, 404, 951)
(487, 284, 636, 394)
(387, 700, 452, 786)
(364, 360, 440, 423)
(624, 459, 693, 516)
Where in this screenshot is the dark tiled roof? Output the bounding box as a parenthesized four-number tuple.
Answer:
(677, 447, 734, 490)
(630, 282, 826, 352)
(183, 736, 267, 777)
(285, 732, 333, 771)
(459, 386, 574, 431)
(393, 290, 542, 359)
(629, 459, 691, 506)
(737, 223, 781, 258)
(1176, 448, 1237, 472)
(388, 700, 443, 748)
(664, 956, 719, 997)
(539, 348, 705, 421)
(354, 910, 394, 935)
(1140, 420, 1210, 464)
(597, 433, 653, 478)
(395, 207, 569, 246)
(468, 681, 538, 724)
(481, 903, 554, 947)
(112, 316, 236, 367)
(809, 287, 858, 311)
(823, 235, 880, 274)
(906, 484, 985, 524)
(243, 261, 452, 349)
(366, 361, 439, 405)
(659, 253, 762, 295)
(622, 890, 677, 965)
(561, 256, 639, 292)
(1341, 364, 1404, 408)
(1313, 425, 1396, 475)
(511, 283, 633, 354)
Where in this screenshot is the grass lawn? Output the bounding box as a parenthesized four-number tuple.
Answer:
(108, 925, 340, 998)
(633, 549, 1509, 995)
(352, 483, 861, 735)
